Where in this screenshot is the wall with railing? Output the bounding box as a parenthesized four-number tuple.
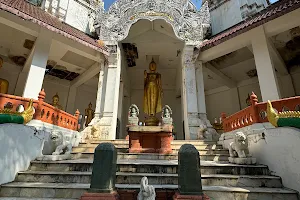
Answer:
(0, 89, 80, 131)
(221, 92, 300, 132)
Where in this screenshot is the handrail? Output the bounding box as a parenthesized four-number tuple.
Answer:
(221, 92, 300, 132)
(0, 89, 80, 131)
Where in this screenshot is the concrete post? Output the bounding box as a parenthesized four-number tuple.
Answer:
(66, 86, 77, 114)
(181, 45, 201, 140)
(252, 26, 281, 101)
(22, 29, 52, 99)
(80, 143, 119, 200)
(174, 144, 210, 200)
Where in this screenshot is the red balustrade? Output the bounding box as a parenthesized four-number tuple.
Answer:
(0, 89, 80, 131)
(221, 92, 300, 132)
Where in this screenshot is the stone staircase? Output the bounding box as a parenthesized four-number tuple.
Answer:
(0, 139, 299, 200)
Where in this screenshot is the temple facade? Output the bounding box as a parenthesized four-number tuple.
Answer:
(1, 0, 300, 198)
(1, 0, 299, 140)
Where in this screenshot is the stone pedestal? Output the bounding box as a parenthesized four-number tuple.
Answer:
(80, 143, 119, 200)
(228, 157, 257, 165)
(128, 125, 173, 154)
(80, 192, 119, 200)
(173, 193, 210, 200)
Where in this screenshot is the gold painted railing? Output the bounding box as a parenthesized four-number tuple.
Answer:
(0, 89, 80, 131)
(221, 92, 300, 132)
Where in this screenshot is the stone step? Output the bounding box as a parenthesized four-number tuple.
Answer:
(1, 182, 298, 200)
(116, 152, 229, 161)
(29, 159, 270, 175)
(71, 152, 230, 161)
(16, 171, 283, 188)
(83, 140, 218, 146)
(0, 198, 76, 200)
(72, 147, 229, 154)
(77, 143, 223, 150)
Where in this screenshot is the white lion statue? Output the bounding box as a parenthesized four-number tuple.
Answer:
(51, 131, 72, 155)
(138, 177, 156, 200)
(228, 132, 249, 158)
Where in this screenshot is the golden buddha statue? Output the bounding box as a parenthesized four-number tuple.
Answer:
(144, 59, 163, 126)
(85, 102, 94, 127)
(51, 93, 63, 110)
(0, 57, 9, 94)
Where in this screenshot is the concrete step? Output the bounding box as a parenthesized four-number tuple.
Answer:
(72, 146, 229, 154)
(116, 152, 229, 161)
(28, 159, 270, 175)
(1, 182, 298, 200)
(0, 198, 76, 200)
(71, 152, 230, 161)
(16, 171, 283, 188)
(77, 143, 223, 150)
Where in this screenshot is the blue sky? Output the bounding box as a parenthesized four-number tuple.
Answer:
(103, 0, 278, 10)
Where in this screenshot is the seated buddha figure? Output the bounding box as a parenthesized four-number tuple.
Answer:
(51, 93, 63, 110)
(0, 57, 9, 94)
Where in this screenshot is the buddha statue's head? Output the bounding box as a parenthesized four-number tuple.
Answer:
(149, 58, 157, 72)
(0, 57, 3, 69)
(52, 93, 60, 105)
(88, 102, 92, 109)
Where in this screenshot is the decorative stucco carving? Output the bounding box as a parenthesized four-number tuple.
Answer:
(93, 0, 211, 44)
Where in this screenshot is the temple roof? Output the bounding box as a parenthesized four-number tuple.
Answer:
(201, 0, 300, 51)
(0, 0, 109, 55)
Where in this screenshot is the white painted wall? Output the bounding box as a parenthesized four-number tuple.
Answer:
(218, 124, 300, 193)
(74, 84, 97, 117)
(210, 1, 242, 35)
(0, 124, 48, 185)
(42, 76, 71, 111)
(65, 0, 93, 34)
(205, 70, 300, 124)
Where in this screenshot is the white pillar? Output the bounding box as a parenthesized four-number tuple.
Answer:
(22, 29, 52, 99)
(94, 62, 107, 120)
(182, 45, 200, 140)
(93, 45, 121, 140)
(117, 81, 124, 139)
(252, 26, 281, 101)
(195, 61, 206, 115)
(66, 86, 77, 113)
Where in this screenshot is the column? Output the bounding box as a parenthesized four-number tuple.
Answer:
(93, 62, 107, 121)
(93, 45, 121, 140)
(117, 81, 124, 139)
(66, 86, 77, 113)
(182, 45, 200, 140)
(22, 29, 52, 99)
(252, 26, 281, 101)
(195, 61, 206, 116)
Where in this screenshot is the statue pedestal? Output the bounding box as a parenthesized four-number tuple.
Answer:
(128, 125, 173, 154)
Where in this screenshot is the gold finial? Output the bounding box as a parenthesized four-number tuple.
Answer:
(22, 99, 35, 124)
(149, 58, 157, 72)
(267, 100, 279, 127)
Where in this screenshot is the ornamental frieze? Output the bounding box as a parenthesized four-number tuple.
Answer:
(93, 0, 211, 44)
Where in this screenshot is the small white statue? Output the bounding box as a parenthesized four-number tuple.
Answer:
(229, 132, 249, 158)
(162, 105, 173, 125)
(36, 130, 72, 161)
(51, 131, 72, 155)
(128, 104, 139, 126)
(138, 177, 156, 200)
(228, 132, 256, 164)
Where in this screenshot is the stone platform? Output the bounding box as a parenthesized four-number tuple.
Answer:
(0, 139, 299, 200)
(128, 125, 173, 154)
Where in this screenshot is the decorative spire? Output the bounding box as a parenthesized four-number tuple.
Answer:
(250, 91, 258, 106)
(38, 89, 46, 101)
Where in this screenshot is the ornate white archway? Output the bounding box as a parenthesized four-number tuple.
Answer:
(94, 0, 211, 45)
